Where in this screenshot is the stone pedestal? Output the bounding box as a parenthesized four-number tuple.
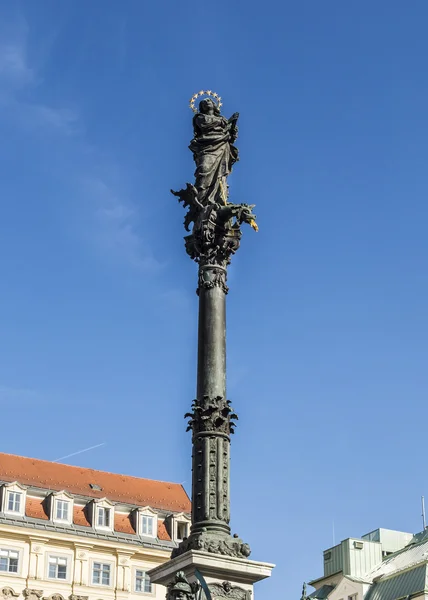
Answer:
(148, 550, 274, 599)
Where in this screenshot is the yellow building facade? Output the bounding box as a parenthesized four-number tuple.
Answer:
(0, 454, 191, 600)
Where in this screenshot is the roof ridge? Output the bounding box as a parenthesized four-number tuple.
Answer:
(0, 452, 184, 488)
(373, 558, 428, 583)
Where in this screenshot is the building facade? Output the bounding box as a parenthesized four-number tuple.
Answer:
(0, 453, 191, 600)
(306, 527, 428, 600)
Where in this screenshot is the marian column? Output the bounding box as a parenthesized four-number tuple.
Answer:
(149, 91, 273, 600)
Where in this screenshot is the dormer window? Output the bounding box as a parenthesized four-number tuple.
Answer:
(177, 521, 189, 540)
(97, 507, 111, 528)
(92, 498, 114, 531)
(167, 512, 191, 542)
(51, 491, 73, 525)
(142, 515, 154, 536)
(1, 482, 26, 516)
(56, 500, 70, 521)
(7, 492, 22, 514)
(135, 507, 157, 538)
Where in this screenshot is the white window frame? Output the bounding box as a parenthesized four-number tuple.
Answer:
(1, 482, 26, 516)
(92, 498, 115, 531)
(91, 560, 113, 587)
(0, 547, 20, 576)
(176, 520, 190, 541)
(97, 506, 111, 528)
(136, 506, 157, 539)
(171, 513, 191, 542)
(51, 491, 74, 525)
(134, 567, 154, 595)
(47, 554, 69, 581)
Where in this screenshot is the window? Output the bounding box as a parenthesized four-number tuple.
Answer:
(48, 556, 67, 580)
(97, 507, 111, 528)
(135, 570, 152, 594)
(92, 562, 111, 586)
(1, 483, 26, 516)
(348, 595, 358, 600)
(7, 492, 21, 513)
(142, 515, 154, 536)
(177, 522, 189, 540)
(50, 491, 73, 524)
(55, 500, 70, 521)
(0, 549, 19, 573)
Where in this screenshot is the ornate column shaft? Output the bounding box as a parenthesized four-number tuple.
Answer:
(192, 264, 230, 535)
(170, 92, 256, 560)
(197, 265, 227, 401)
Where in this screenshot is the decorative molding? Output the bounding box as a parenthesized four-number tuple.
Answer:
(69, 595, 88, 600)
(172, 186, 257, 268)
(50, 490, 74, 499)
(172, 531, 251, 560)
(92, 497, 114, 507)
(23, 590, 43, 600)
(209, 581, 251, 599)
(1, 588, 19, 599)
(185, 396, 238, 436)
(2, 481, 27, 491)
(197, 265, 229, 295)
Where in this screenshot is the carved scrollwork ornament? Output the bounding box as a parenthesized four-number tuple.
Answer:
(23, 591, 43, 600)
(44, 595, 65, 600)
(69, 596, 89, 600)
(172, 531, 251, 559)
(1, 589, 19, 599)
(185, 396, 238, 436)
(197, 266, 229, 295)
(209, 581, 251, 600)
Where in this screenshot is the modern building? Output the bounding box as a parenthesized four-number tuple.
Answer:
(306, 526, 428, 600)
(0, 453, 191, 600)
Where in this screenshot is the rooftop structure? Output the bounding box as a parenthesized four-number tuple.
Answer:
(0, 452, 191, 599)
(307, 527, 428, 600)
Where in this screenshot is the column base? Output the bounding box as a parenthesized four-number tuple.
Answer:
(172, 531, 251, 559)
(148, 549, 274, 599)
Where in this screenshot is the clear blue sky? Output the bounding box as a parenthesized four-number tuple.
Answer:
(1, 1, 427, 598)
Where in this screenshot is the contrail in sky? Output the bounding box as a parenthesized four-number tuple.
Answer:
(53, 443, 106, 463)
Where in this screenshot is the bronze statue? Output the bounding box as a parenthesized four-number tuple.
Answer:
(172, 90, 257, 271)
(190, 97, 239, 205)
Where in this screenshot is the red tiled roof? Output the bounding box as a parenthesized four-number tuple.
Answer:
(73, 504, 90, 527)
(114, 512, 134, 535)
(26, 497, 48, 520)
(157, 520, 172, 541)
(0, 452, 190, 513)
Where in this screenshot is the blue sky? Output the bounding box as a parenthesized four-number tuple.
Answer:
(1, 1, 428, 598)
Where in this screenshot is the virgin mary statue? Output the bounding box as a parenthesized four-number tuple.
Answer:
(189, 97, 239, 206)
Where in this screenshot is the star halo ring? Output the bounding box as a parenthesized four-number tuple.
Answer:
(189, 90, 223, 114)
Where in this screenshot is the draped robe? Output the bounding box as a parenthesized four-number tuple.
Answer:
(189, 112, 239, 206)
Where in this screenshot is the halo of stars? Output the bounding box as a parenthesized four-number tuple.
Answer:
(189, 90, 223, 114)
